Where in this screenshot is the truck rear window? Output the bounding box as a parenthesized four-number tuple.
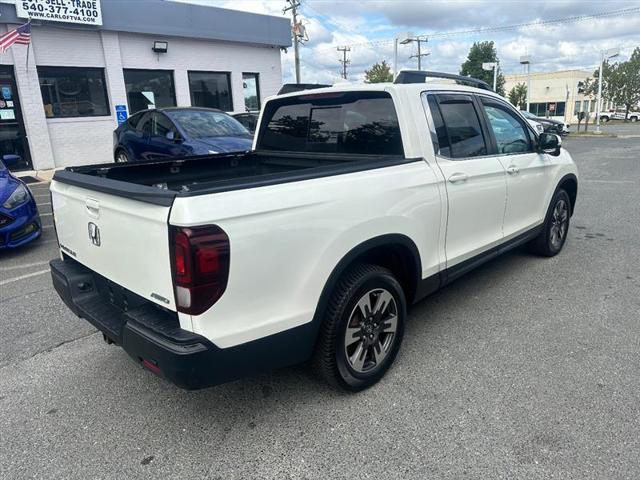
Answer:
(257, 91, 404, 156)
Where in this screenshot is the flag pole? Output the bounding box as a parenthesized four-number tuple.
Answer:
(25, 19, 31, 71)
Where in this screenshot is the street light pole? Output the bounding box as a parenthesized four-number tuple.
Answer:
(520, 56, 531, 112)
(482, 62, 497, 91)
(595, 47, 620, 133)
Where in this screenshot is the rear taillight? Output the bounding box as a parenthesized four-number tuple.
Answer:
(170, 225, 230, 315)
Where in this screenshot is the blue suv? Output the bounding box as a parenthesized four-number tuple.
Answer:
(113, 107, 253, 163)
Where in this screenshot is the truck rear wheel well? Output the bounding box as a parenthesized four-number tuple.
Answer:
(352, 244, 418, 302)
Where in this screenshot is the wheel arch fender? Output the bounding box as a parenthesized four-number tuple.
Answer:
(307, 233, 423, 344)
(556, 173, 578, 216)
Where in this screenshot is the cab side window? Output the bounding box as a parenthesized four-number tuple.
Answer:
(425, 93, 487, 159)
(481, 99, 532, 154)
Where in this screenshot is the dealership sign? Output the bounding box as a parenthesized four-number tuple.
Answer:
(16, 1, 102, 26)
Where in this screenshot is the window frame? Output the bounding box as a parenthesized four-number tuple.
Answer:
(187, 70, 233, 111)
(123, 68, 177, 114)
(242, 72, 261, 111)
(422, 91, 491, 161)
(478, 94, 535, 157)
(37, 65, 111, 119)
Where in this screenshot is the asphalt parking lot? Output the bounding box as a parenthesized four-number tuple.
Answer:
(1, 136, 639, 479)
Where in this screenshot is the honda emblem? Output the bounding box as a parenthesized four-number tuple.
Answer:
(88, 222, 101, 246)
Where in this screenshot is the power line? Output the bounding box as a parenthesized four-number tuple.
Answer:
(314, 7, 640, 53)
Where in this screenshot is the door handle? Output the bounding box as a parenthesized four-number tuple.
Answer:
(448, 172, 469, 184)
(85, 198, 100, 219)
(506, 165, 520, 175)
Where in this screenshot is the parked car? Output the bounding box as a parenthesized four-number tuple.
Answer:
(0, 155, 41, 250)
(520, 110, 569, 135)
(50, 72, 577, 391)
(113, 107, 253, 163)
(600, 109, 639, 122)
(232, 112, 259, 134)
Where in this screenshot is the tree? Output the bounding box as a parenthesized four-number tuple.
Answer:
(508, 83, 527, 110)
(459, 41, 506, 96)
(364, 61, 393, 83)
(584, 47, 640, 120)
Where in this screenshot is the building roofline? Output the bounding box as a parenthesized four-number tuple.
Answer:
(0, 0, 292, 48)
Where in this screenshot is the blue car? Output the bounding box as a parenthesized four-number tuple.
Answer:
(0, 155, 41, 250)
(113, 107, 253, 163)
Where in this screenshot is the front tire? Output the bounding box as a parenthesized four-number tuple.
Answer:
(114, 149, 129, 163)
(529, 189, 571, 257)
(313, 264, 406, 391)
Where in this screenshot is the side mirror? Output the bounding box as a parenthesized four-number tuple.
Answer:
(165, 131, 182, 143)
(539, 133, 561, 156)
(2, 154, 21, 167)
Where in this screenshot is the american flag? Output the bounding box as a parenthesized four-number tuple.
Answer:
(0, 22, 31, 55)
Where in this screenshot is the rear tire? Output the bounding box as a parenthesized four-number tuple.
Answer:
(313, 264, 406, 391)
(529, 188, 571, 257)
(631, 116, 638, 123)
(601, 116, 609, 123)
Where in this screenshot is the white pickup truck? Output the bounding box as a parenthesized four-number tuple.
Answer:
(50, 72, 578, 391)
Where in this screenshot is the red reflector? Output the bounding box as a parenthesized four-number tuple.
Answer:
(141, 358, 162, 376)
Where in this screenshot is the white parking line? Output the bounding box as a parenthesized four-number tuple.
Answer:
(42, 225, 54, 230)
(36, 202, 52, 206)
(0, 269, 50, 286)
(39, 213, 53, 217)
(0, 260, 49, 272)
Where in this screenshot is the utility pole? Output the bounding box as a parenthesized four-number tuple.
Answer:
(596, 47, 620, 133)
(401, 34, 429, 70)
(284, 0, 302, 84)
(337, 46, 351, 79)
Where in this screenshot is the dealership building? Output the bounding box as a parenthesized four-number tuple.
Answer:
(504, 69, 615, 123)
(0, 0, 290, 171)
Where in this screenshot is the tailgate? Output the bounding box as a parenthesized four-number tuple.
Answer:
(51, 179, 176, 310)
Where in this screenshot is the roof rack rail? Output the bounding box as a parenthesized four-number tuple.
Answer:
(394, 70, 492, 91)
(277, 83, 332, 95)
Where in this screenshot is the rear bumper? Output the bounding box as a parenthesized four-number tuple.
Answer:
(50, 257, 315, 389)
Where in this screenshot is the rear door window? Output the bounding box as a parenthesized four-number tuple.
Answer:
(427, 94, 487, 159)
(258, 91, 404, 156)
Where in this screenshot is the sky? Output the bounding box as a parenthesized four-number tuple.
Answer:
(177, 0, 640, 84)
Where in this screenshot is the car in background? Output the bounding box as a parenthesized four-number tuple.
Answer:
(520, 110, 569, 135)
(600, 109, 639, 123)
(232, 112, 259, 134)
(0, 155, 40, 250)
(113, 107, 253, 163)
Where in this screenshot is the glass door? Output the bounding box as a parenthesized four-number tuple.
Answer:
(0, 65, 31, 170)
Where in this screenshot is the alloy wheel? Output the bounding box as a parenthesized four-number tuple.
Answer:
(550, 199, 569, 249)
(344, 288, 398, 374)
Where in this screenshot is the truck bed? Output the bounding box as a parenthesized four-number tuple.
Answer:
(53, 151, 411, 206)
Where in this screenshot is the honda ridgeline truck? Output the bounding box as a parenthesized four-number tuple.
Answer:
(49, 72, 578, 391)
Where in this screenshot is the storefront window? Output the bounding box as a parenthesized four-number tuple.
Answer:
(188, 71, 232, 111)
(38, 67, 109, 118)
(242, 73, 260, 111)
(124, 69, 176, 114)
